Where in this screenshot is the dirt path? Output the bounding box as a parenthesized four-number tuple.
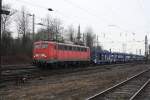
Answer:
(0, 63, 149, 100)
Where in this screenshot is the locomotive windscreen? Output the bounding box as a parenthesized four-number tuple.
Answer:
(34, 43, 48, 49)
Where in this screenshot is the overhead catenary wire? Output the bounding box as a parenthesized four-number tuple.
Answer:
(62, 0, 113, 24)
(14, 0, 116, 26)
(15, 0, 108, 23)
(13, 0, 88, 24)
(7, 0, 150, 54)
(12, 8, 43, 21)
(98, 40, 145, 44)
(13, 0, 148, 36)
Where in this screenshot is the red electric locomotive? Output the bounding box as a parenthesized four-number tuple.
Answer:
(33, 41, 90, 67)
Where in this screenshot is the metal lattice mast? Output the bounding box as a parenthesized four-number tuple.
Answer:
(145, 35, 148, 61)
(0, 0, 10, 81)
(145, 36, 148, 55)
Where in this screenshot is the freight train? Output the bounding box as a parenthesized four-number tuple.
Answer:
(91, 49, 144, 64)
(32, 41, 145, 67)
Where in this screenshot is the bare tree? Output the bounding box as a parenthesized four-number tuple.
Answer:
(16, 7, 30, 38)
(149, 45, 150, 57)
(85, 27, 96, 48)
(35, 28, 48, 41)
(43, 15, 64, 41)
(77, 25, 81, 42)
(15, 7, 32, 55)
(67, 25, 75, 42)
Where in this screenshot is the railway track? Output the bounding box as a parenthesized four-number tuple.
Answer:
(1, 62, 146, 84)
(131, 79, 150, 100)
(1, 64, 35, 71)
(1, 65, 39, 82)
(87, 68, 150, 100)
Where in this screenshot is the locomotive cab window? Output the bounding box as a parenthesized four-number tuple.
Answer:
(41, 43, 48, 48)
(69, 46, 72, 51)
(65, 45, 69, 50)
(74, 47, 77, 51)
(34, 44, 41, 49)
(72, 47, 76, 51)
(77, 47, 81, 51)
(81, 47, 83, 51)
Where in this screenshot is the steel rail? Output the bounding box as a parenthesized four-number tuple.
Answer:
(129, 78, 150, 100)
(1, 65, 36, 71)
(2, 66, 36, 71)
(1, 64, 32, 67)
(1, 61, 143, 70)
(86, 68, 150, 100)
(1, 63, 126, 83)
(1, 63, 133, 73)
(1, 63, 148, 84)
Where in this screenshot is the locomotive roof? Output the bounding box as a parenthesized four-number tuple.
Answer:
(34, 41, 89, 48)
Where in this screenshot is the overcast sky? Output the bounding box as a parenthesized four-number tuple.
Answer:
(4, 0, 150, 54)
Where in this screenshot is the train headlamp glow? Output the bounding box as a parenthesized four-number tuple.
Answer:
(34, 53, 47, 58)
(35, 54, 39, 57)
(34, 54, 39, 58)
(41, 54, 47, 57)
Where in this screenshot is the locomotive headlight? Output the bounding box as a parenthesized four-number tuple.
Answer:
(34, 54, 39, 58)
(35, 54, 39, 57)
(41, 54, 47, 58)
